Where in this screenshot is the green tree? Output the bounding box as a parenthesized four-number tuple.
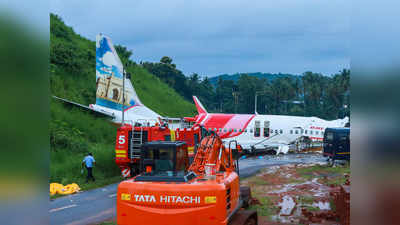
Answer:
(160, 56, 173, 64)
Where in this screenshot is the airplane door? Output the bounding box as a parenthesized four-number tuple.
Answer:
(254, 120, 260, 137)
(263, 121, 270, 138)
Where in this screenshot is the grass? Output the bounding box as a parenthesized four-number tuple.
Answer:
(129, 65, 196, 117)
(98, 221, 117, 225)
(249, 195, 278, 218)
(49, 14, 198, 195)
(296, 164, 350, 185)
(298, 195, 315, 205)
(246, 176, 269, 186)
(305, 206, 320, 212)
(50, 101, 122, 194)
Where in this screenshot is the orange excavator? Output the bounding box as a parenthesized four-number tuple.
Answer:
(117, 132, 258, 225)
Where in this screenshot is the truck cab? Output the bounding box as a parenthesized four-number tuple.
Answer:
(135, 141, 196, 182)
(323, 127, 350, 161)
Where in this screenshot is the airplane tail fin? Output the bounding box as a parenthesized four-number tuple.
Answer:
(95, 34, 143, 111)
(193, 96, 208, 114)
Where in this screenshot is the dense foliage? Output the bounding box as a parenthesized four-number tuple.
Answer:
(141, 57, 350, 120)
(50, 14, 196, 186)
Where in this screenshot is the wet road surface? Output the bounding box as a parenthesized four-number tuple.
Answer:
(50, 153, 326, 225)
(238, 153, 326, 177)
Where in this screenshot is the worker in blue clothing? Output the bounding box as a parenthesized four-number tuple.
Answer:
(82, 152, 96, 183)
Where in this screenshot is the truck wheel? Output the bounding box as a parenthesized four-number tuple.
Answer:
(329, 151, 336, 167)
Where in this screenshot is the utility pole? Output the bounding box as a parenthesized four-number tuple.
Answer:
(121, 68, 125, 126)
(254, 94, 257, 114)
(255, 91, 268, 114)
(232, 85, 239, 113)
(232, 92, 239, 113)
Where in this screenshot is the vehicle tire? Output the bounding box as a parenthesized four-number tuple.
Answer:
(329, 151, 336, 167)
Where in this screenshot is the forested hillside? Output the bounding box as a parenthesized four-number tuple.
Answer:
(50, 14, 195, 188)
(141, 57, 350, 120)
(209, 72, 298, 86)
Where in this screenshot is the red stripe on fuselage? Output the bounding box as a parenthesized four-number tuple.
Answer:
(203, 114, 235, 128)
(197, 113, 255, 139)
(123, 104, 140, 112)
(310, 137, 323, 140)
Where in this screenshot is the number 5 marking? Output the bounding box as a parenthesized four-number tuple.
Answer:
(118, 135, 126, 144)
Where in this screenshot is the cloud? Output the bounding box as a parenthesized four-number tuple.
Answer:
(51, 0, 349, 76)
(101, 52, 118, 68)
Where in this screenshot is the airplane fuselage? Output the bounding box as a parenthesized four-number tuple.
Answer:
(193, 113, 348, 150)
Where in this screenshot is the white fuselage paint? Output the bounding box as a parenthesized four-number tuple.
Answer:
(201, 114, 348, 151)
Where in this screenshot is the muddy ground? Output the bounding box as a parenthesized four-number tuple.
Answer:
(241, 161, 350, 225)
(98, 154, 350, 225)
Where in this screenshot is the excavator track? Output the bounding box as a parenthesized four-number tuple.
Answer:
(229, 209, 258, 225)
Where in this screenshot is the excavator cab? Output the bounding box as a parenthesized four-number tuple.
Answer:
(135, 141, 196, 182)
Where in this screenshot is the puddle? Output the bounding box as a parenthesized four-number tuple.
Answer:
(313, 201, 331, 210)
(278, 195, 296, 216)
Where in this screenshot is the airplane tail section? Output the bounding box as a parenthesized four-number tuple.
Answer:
(95, 34, 143, 111)
(193, 96, 208, 114)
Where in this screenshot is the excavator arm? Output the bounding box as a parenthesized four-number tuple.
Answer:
(189, 134, 236, 176)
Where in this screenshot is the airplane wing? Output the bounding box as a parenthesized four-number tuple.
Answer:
(248, 131, 304, 154)
(52, 96, 115, 119)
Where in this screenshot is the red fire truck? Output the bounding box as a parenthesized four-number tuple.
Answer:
(114, 123, 203, 177)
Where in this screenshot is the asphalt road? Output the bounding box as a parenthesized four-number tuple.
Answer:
(49, 153, 325, 225)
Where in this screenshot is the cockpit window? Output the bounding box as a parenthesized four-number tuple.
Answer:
(326, 132, 334, 141)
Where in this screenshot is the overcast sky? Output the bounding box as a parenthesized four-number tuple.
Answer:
(51, 0, 349, 77)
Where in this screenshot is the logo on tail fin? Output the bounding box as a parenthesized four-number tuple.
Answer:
(193, 96, 208, 114)
(95, 34, 142, 111)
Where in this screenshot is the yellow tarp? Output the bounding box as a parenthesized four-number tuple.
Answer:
(50, 183, 80, 195)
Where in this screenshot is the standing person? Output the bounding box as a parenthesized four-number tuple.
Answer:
(82, 153, 96, 183)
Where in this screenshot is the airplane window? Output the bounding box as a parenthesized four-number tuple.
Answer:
(310, 130, 313, 135)
(316, 131, 319, 135)
(255, 128, 261, 137)
(214, 128, 217, 131)
(234, 129, 237, 132)
(305, 130, 308, 134)
(263, 128, 270, 137)
(219, 128, 222, 132)
(295, 130, 299, 134)
(290, 130, 293, 134)
(275, 130, 278, 134)
(224, 129, 227, 132)
(280, 129, 283, 134)
(250, 129, 253, 133)
(245, 129, 247, 132)
(239, 129, 242, 132)
(321, 131, 324, 135)
(209, 128, 212, 131)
